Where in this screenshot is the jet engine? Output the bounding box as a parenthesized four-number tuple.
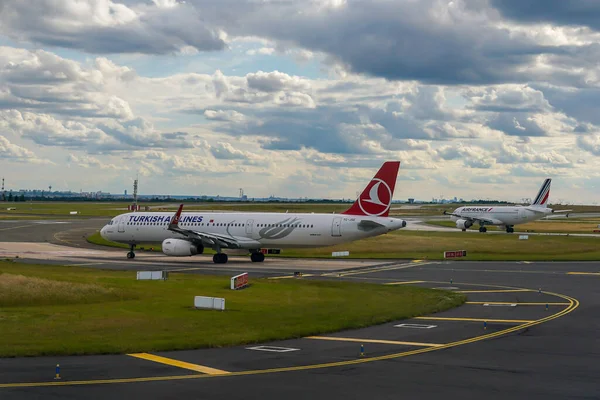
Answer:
(456, 219, 473, 230)
(162, 239, 201, 256)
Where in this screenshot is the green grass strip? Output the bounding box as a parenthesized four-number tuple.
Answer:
(0, 261, 464, 357)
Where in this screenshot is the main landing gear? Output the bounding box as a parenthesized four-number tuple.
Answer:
(506, 225, 515, 233)
(250, 252, 265, 263)
(478, 226, 487, 233)
(126, 244, 136, 259)
(213, 253, 228, 264)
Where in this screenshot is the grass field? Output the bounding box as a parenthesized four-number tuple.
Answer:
(87, 228, 600, 261)
(0, 202, 355, 217)
(278, 230, 600, 260)
(0, 261, 464, 357)
(427, 219, 600, 234)
(0, 201, 456, 218)
(0, 202, 135, 217)
(0, 273, 132, 307)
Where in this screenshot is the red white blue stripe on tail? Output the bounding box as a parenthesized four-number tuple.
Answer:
(531, 178, 551, 206)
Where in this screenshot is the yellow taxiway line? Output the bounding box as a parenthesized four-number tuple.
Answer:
(567, 272, 600, 276)
(0, 287, 578, 389)
(385, 280, 425, 285)
(414, 317, 534, 323)
(466, 301, 570, 306)
(128, 353, 229, 375)
(457, 289, 531, 294)
(305, 336, 442, 347)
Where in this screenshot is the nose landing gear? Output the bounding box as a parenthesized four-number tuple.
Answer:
(126, 244, 136, 259)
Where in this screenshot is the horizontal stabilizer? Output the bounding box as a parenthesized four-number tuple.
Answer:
(358, 219, 385, 230)
(526, 207, 548, 214)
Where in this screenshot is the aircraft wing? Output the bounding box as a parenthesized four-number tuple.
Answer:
(176, 229, 256, 249)
(462, 216, 502, 225)
(444, 211, 501, 225)
(167, 204, 259, 249)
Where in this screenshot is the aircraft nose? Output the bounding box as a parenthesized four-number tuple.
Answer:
(100, 226, 107, 239)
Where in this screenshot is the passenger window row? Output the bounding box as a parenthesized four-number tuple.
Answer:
(125, 221, 314, 228)
(257, 224, 313, 228)
(127, 222, 247, 227)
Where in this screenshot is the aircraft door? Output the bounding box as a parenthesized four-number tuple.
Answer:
(332, 217, 342, 237)
(118, 217, 125, 233)
(246, 219, 254, 235)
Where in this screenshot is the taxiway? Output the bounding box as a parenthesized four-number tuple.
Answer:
(0, 218, 598, 399)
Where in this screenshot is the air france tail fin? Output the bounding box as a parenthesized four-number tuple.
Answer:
(531, 178, 551, 206)
(342, 161, 400, 217)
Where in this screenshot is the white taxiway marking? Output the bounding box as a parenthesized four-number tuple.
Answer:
(483, 303, 517, 307)
(393, 323, 437, 329)
(246, 346, 300, 353)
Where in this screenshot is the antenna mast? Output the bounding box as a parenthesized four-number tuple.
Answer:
(133, 175, 139, 210)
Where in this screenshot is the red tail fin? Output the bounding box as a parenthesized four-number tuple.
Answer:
(342, 161, 400, 217)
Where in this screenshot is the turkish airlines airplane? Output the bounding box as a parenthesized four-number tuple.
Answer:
(445, 178, 569, 233)
(100, 161, 407, 264)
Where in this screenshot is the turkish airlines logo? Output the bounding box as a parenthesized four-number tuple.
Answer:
(358, 179, 392, 216)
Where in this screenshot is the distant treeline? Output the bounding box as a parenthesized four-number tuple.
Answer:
(464, 200, 510, 205)
(2, 193, 26, 202)
(1, 195, 511, 204)
(0, 196, 354, 203)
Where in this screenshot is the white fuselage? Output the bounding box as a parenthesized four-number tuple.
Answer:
(451, 205, 552, 226)
(100, 211, 406, 249)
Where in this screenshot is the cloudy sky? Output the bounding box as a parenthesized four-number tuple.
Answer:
(2, 0, 600, 203)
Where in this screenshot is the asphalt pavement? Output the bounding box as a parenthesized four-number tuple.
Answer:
(0, 219, 598, 399)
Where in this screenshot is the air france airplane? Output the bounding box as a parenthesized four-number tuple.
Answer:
(445, 178, 570, 233)
(100, 161, 406, 264)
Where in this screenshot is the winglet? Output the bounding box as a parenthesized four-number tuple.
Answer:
(169, 204, 184, 229)
(342, 161, 400, 217)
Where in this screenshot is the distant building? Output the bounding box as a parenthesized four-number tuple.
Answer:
(124, 190, 128, 196)
(408, 198, 415, 204)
